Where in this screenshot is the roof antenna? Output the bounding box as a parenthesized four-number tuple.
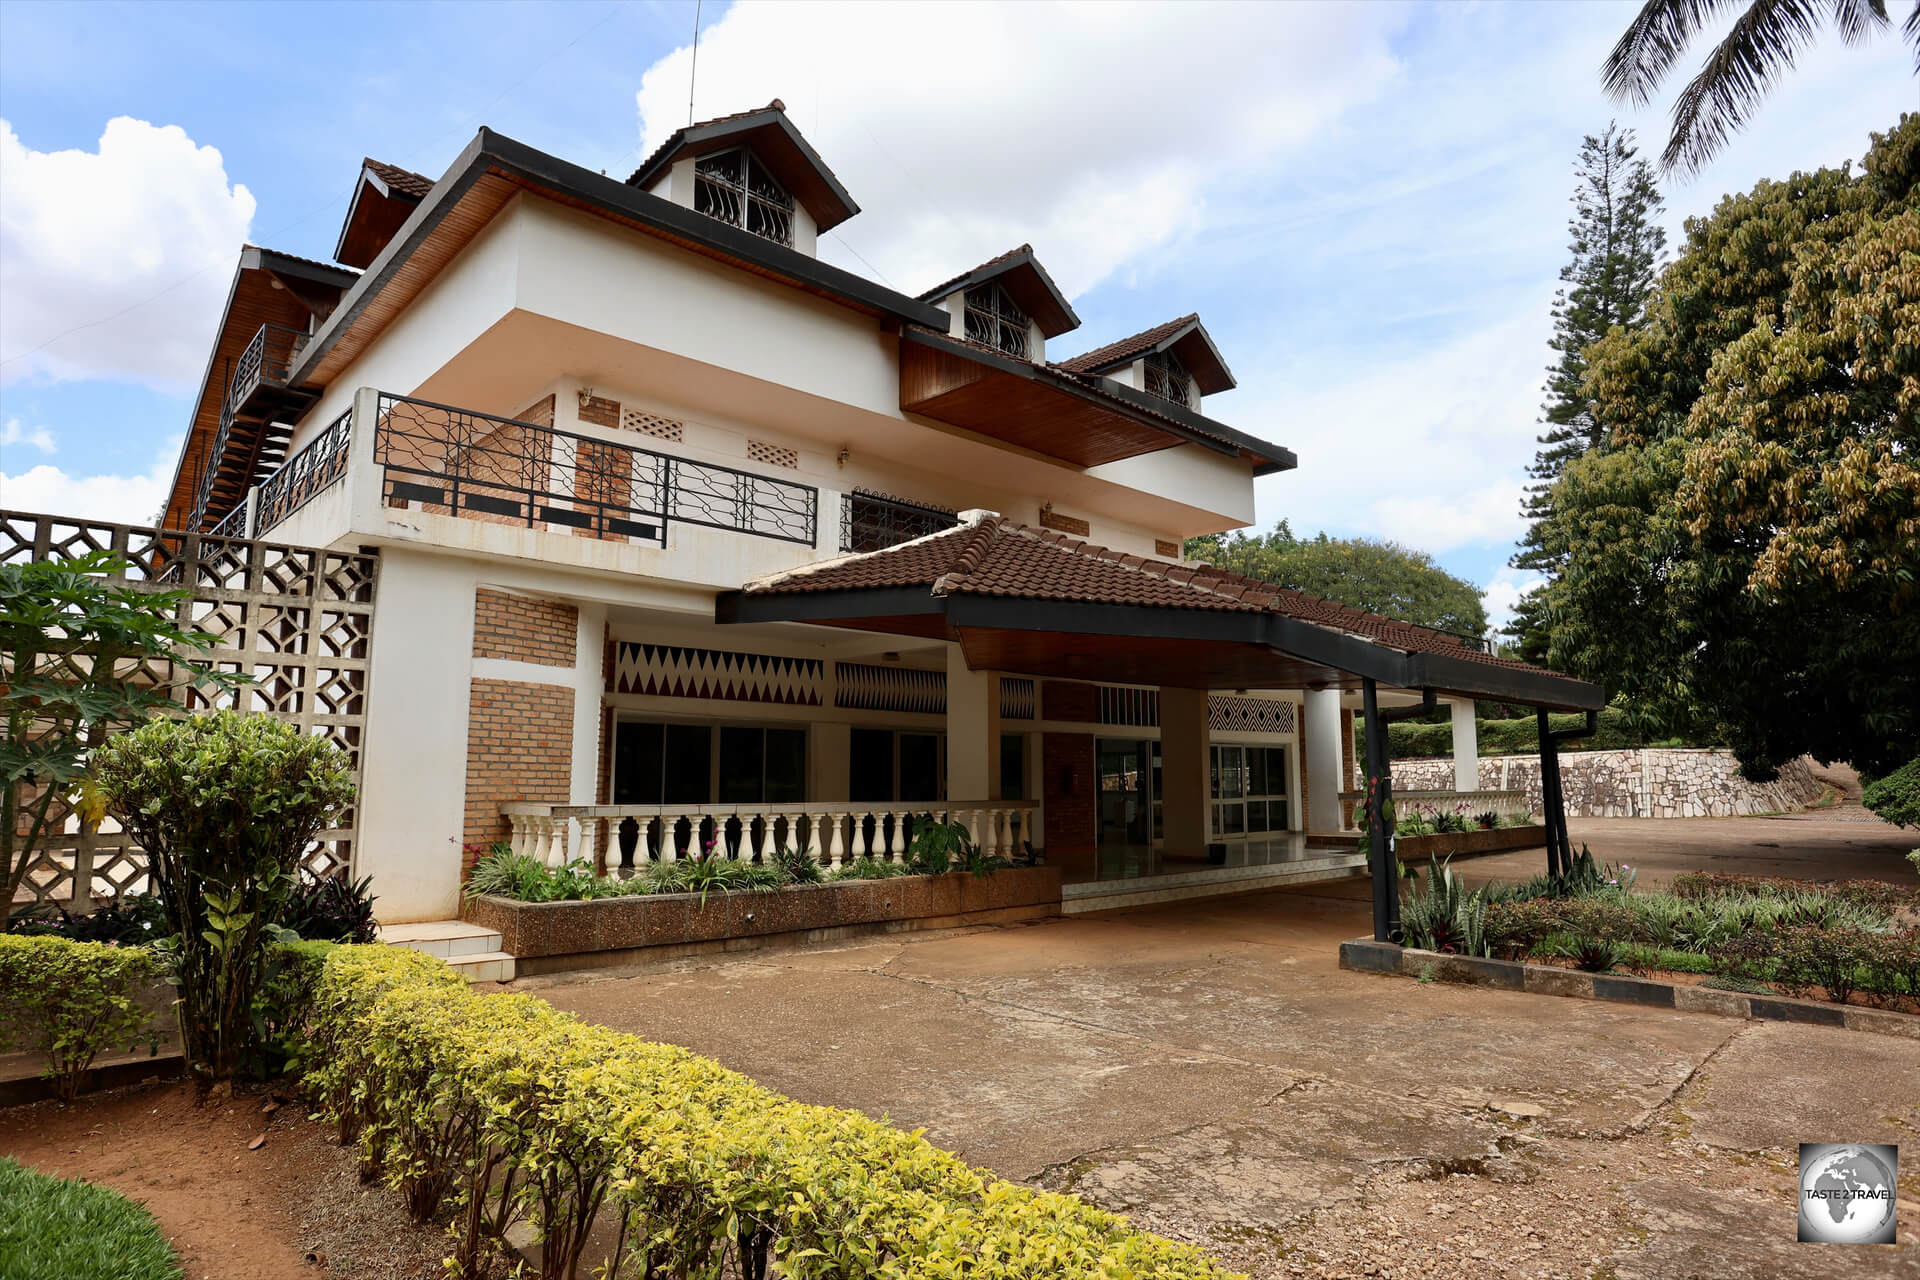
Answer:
(687, 0, 703, 127)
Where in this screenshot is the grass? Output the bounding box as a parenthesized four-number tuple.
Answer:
(0, 1157, 181, 1280)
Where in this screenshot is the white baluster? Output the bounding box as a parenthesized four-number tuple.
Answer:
(854, 812, 872, 859)
(668, 814, 685, 862)
(826, 813, 846, 869)
(578, 817, 599, 874)
(888, 811, 907, 862)
(507, 814, 526, 857)
(780, 810, 801, 856)
(806, 811, 825, 867)
(754, 813, 772, 863)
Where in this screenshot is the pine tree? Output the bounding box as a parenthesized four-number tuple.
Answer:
(1514, 124, 1665, 576)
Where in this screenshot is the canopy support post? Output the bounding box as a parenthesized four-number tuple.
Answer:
(1361, 681, 1435, 943)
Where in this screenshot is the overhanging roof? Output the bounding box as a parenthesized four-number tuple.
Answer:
(334, 158, 433, 269)
(1057, 314, 1236, 395)
(288, 127, 947, 390)
(716, 515, 1604, 710)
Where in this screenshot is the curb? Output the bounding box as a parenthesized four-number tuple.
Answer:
(1338, 938, 1919, 1041)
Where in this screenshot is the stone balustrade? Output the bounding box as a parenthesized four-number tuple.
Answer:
(1335, 789, 1527, 830)
(500, 801, 1038, 872)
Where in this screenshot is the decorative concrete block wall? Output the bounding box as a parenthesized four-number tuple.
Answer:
(1390, 749, 1823, 819)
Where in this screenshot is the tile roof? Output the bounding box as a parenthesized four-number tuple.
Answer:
(364, 158, 433, 199)
(626, 100, 790, 187)
(1055, 314, 1199, 375)
(916, 244, 1034, 302)
(746, 513, 1558, 678)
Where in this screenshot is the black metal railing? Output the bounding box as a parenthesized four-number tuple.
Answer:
(372, 393, 816, 546)
(229, 323, 308, 414)
(256, 409, 352, 535)
(839, 488, 958, 554)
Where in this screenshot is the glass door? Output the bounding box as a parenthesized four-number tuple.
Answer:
(1096, 738, 1155, 879)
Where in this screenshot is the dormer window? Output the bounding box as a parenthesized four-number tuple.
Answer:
(694, 148, 794, 246)
(1143, 350, 1194, 407)
(964, 283, 1030, 359)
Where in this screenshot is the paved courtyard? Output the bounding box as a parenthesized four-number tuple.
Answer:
(534, 814, 1919, 1279)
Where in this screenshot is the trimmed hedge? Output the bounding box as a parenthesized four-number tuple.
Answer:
(1862, 758, 1920, 829)
(300, 946, 1243, 1279)
(0, 935, 162, 1101)
(1370, 706, 1700, 760)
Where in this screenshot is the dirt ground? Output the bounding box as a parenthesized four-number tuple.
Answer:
(0, 1078, 460, 1280)
(532, 811, 1920, 1280)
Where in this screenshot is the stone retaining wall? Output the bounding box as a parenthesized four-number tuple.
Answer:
(1390, 749, 1823, 819)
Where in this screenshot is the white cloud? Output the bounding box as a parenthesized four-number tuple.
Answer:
(2, 417, 56, 454)
(1480, 566, 1544, 635)
(1, 434, 178, 524)
(634, 1, 1407, 298)
(0, 117, 255, 390)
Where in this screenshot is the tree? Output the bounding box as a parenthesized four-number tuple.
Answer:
(1515, 125, 1665, 575)
(1185, 521, 1489, 637)
(0, 552, 234, 914)
(1533, 114, 1920, 779)
(1605, 0, 1920, 177)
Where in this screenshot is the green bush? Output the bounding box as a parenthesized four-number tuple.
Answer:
(1863, 758, 1920, 828)
(299, 945, 1242, 1280)
(1772, 926, 1881, 1004)
(1371, 705, 1687, 759)
(92, 711, 356, 1088)
(0, 935, 163, 1102)
(0, 1158, 181, 1279)
(1482, 899, 1562, 960)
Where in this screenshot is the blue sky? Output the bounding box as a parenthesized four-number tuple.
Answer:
(2, 0, 1912, 627)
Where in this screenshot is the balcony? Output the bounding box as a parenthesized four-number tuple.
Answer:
(191, 323, 320, 530)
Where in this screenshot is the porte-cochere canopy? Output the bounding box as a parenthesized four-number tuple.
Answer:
(715, 512, 1604, 712)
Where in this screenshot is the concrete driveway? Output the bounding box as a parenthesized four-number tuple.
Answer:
(533, 870, 1920, 1280)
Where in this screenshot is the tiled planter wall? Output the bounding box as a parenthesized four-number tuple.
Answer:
(463, 866, 1062, 971)
(1391, 750, 1823, 819)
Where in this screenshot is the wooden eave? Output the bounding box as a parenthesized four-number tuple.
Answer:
(334, 170, 425, 269)
(162, 250, 355, 532)
(291, 129, 945, 391)
(900, 329, 1294, 474)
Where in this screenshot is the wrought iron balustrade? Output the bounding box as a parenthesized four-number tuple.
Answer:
(229, 323, 309, 413)
(256, 409, 352, 535)
(372, 393, 816, 547)
(839, 488, 958, 554)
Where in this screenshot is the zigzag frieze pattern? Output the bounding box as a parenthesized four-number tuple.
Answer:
(615, 642, 824, 705)
(1210, 695, 1295, 734)
(836, 662, 946, 715)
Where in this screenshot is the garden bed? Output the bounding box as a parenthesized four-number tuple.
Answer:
(1339, 936, 1920, 1040)
(463, 866, 1062, 972)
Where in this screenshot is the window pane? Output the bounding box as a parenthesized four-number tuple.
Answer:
(718, 726, 765, 803)
(1249, 748, 1269, 797)
(1246, 800, 1269, 833)
(899, 733, 940, 802)
(1210, 747, 1222, 800)
(1269, 796, 1289, 830)
(663, 724, 712, 804)
(613, 721, 664, 805)
(1222, 801, 1245, 835)
(765, 729, 807, 804)
(850, 729, 894, 802)
(1221, 747, 1245, 798)
(1266, 748, 1289, 797)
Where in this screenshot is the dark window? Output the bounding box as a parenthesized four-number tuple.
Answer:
(850, 728, 895, 803)
(694, 148, 795, 246)
(1143, 350, 1193, 407)
(899, 733, 941, 802)
(963, 283, 1030, 358)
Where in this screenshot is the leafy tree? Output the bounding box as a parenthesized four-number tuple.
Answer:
(93, 711, 355, 1089)
(1185, 521, 1488, 637)
(1, 551, 234, 914)
(1605, 0, 1920, 177)
(1533, 114, 1920, 779)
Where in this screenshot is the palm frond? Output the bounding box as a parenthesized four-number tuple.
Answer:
(1604, 0, 1745, 105)
(1828, 0, 1892, 44)
(1661, 0, 1830, 177)
(1905, 0, 1920, 71)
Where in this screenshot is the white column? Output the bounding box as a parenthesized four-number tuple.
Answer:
(1451, 698, 1480, 792)
(945, 646, 999, 801)
(1159, 687, 1210, 855)
(1304, 688, 1343, 834)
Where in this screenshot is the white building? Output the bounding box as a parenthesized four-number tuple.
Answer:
(158, 102, 1600, 927)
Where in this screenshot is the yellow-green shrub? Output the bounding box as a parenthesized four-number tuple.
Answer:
(300, 945, 1244, 1280)
(0, 934, 163, 1101)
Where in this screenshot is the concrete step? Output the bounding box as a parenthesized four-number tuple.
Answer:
(378, 919, 503, 958)
(1062, 854, 1368, 914)
(446, 950, 516, 983)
